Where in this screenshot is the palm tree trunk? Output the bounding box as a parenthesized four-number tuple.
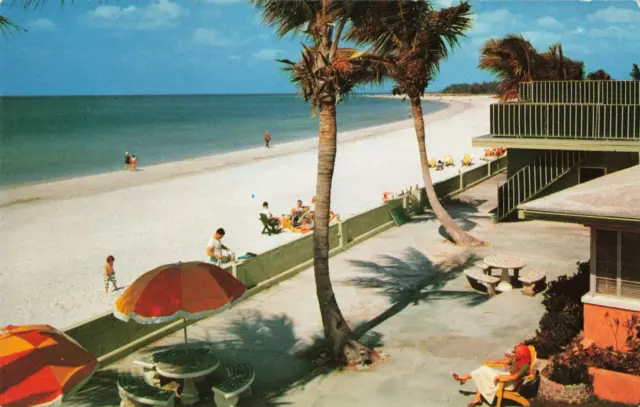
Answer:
(313, 101, 366, 364)
(410, 97, 486, 248)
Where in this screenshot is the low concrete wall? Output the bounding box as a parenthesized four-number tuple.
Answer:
(64, 157, 507, 366)
(590, 367, 640, 405)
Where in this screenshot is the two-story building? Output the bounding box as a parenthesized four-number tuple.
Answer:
(472, 80, 640, 221)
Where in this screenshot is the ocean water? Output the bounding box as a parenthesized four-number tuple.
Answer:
(0, 94, 445, 187)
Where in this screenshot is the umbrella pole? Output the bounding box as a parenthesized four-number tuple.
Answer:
(183, 318, 188, 344)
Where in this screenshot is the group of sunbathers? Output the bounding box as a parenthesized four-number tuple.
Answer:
(482, 147, 506, 159)
(261, 197, 317, 232)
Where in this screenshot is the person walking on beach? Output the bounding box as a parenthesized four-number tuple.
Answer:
(104, 255, 119, 294)
(206, 228, 234, 267)
(124, 152, 131, 171)
(264, 131, 271, 148)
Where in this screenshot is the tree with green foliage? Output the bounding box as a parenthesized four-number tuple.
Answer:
(348, 0, 484, 247)
(586, 69, 612, 80)
(441, 81, 499, 94)
(631, 63, 640, 80)
(479, 36, 584, 102)
(250, 0, 388, 365)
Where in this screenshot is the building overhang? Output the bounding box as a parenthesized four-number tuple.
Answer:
(472, 134, 640, 152)
(518, 209, 640, 229)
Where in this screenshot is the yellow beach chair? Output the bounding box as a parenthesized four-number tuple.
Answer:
(428, 157, 436, 168)
(461, 154, 473, 167)
(491, 345, 538, 407)
(444, 155, 454, 166)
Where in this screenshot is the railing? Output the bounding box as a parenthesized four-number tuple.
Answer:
(490, 103, 640, 140)
(496, 150, 587, 220)
(519, 81, 640, 105)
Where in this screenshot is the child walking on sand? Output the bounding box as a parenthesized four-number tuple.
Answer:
(104, 255, 118, 294)
(131, 154, 137, 171)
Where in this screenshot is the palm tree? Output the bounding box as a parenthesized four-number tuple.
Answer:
(586, 69, 612, 81)
(480, 38, 584, 102)
(478, 35, 538, 102)
(348, 0, 485, 248)
(1, 0, 49, 34)
(250, 0, 386, 364)
(630, 63, 640, 80)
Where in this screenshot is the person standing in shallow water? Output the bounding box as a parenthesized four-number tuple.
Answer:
(264, 131, 271, 148)
(124, 152, 131, 171)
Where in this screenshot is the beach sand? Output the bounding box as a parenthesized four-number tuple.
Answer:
(0, 95, 495, 328)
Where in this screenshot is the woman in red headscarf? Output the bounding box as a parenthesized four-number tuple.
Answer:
(452, 344, 532, 407)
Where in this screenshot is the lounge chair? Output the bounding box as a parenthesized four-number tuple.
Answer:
(260, 214, 281, 236)
(489, 345, 538, 407)
(428, 157, 436, 168)
(444, 155, 454, 166)
(461, 154, 473, 167)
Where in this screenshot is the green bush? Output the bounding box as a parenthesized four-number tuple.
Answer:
(526, 261, 590, 358)
(548, 352, 592, 386)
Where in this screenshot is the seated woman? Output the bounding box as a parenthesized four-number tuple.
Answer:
(435, 160, 445, 171)
(452, 343, 532, 407)
(290, 199, 305, 226)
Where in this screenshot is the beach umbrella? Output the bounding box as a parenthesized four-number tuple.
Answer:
(113, 261, 247, 343)
(0, 324, 99, 407)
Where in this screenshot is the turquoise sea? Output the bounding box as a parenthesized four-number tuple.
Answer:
(0, 94, 445, 187)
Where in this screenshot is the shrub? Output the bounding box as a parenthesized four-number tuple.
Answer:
(527, 261, 590, 358)
(549, 352, 592, 386)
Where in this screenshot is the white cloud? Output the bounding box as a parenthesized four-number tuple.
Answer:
(587, 6, 640, 24)
(193, 28, 232, 47)
(28, 18, 56, 32)
(228, 55, 242, 61)
(468, 9, 517, 37)
(572, 26, 586, 35)
(588, 26, 635, 39)
(252, 49, 283, 60)
(536, 16, 562, 28)
(521, 31, 562, 48)
(87, 0, 184, 30)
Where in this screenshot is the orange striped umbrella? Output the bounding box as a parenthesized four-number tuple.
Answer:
(0, 324, 99, 407)
(114, 261, 247, 342)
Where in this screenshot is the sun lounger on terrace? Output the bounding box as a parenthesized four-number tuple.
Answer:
(212, 364, 255, 407)
(444, 155, 454, 166)
(428, 157, 436, 168)
(118, 374, 176, 407)
(492, 345, 538, 407)
(260, 214, 281, 236)
(461, 154, 473, 167)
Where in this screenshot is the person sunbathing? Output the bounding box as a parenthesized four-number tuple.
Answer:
(290, 199, 307, 226)
(261, 202, 281, 226)
(452, 343, 532, 407)
(435, 160, 445, 171)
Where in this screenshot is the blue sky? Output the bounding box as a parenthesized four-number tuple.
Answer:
(1, 0, 639, 96)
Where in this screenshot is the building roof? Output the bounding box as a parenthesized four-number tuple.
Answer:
(518, 165, 640, 227)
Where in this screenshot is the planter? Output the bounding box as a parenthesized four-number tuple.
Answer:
(589, 367, 640, 405)
(538, 366, 594, 405)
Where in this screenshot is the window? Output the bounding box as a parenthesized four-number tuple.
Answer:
(621, 233, 640, 298)
(594, 229, 640, 300)
(595, 229, 618, 296)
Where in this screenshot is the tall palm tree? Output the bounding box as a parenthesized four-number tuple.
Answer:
(478, 35, 539, 102)
(586, 69, 612, 81)
(348, 0, 485, 248)
(250, 0, 386, 364)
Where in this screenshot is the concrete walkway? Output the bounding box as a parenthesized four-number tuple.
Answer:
(66, 174, 589, 407)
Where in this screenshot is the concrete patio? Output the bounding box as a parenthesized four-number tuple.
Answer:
(66, 173, 590, 407)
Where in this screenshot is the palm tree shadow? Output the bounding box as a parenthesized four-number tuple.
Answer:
(65, 369, 131, 407)
(346, 247, 489, 336)
(435, 198, 487, 243)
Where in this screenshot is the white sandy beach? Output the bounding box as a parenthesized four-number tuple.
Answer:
(0, 95, 495, 329)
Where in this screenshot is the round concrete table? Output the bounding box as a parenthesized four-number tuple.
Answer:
(153, 346, 220, 406)
(483, 254, 527, 292)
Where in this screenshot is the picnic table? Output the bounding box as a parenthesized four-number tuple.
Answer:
(150, 345, 220, 406)
(483, 254, 527, 292)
